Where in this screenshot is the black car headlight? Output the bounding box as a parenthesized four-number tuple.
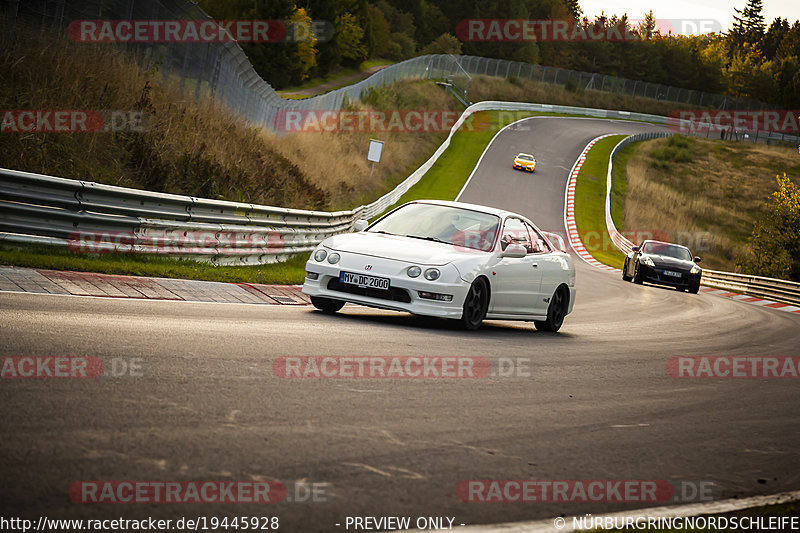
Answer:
(640, 256, 655, 267)
(690, 265, 701, 275)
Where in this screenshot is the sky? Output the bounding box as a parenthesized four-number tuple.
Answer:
(579, 0, 800, 35)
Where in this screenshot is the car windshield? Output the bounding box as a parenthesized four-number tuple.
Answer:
(368, 203, 500, 252)
(517, 154, 534, 161)
(642, 242, 693, 261)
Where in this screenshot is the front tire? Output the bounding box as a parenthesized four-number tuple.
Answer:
(535, 286, 568, 332)
(311, 296, 345, 314)
(688, 283, 699, 294)
(633, 262, 643, 284)
(460, 278, 489, 330)
(622, 258, 632, 281)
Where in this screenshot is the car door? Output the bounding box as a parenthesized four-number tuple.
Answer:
(526, 222, 564, 315)
(489, 217, 542, 315)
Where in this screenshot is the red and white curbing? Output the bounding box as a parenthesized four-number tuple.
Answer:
(564, 135, 800, 316)
(698, 287, 800, 314)
(563, 134, 618, 272)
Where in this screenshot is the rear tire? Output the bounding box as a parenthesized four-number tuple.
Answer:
(460, 278, 489, 330)
(311, 296, 345, 314)
(535, 286, 568, 332)
(622, 258, 632, 281)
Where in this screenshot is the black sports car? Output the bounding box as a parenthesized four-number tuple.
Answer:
(622, 240, 702, 293)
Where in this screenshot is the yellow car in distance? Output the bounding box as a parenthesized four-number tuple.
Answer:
(513, 152, 536, 172)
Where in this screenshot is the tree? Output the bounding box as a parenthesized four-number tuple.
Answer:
(738, 174, 800, 281)
(421, 33, 462, 55)
(289, 7, 317, 83)
(335, 12, 368, 64)
(367, 4, 392, 58)
(729, 0, 766, 53)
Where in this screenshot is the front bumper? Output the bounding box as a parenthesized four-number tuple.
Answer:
(513, 163, 535, 172)
(640, 264, 701, 288)
(302, 253, 471, 319)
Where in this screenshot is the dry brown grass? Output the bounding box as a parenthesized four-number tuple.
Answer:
(622, 136, 800, 270)
(0, 26, 451, 210)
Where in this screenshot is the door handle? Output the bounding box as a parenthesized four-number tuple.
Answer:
(532, 263, 538, 268)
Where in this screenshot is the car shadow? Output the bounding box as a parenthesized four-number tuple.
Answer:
(307, 306, 577, 338)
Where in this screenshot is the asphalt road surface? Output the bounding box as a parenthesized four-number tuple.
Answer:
(2, 118, 799, 532)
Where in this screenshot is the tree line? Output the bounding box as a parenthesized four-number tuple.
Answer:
(197, 0, 799, 108)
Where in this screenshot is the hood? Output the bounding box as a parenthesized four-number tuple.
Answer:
(646, 254, 697, 270)
(323, 232, 487, 266)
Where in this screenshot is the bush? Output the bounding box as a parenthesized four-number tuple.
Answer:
(737, 173, 800, 281)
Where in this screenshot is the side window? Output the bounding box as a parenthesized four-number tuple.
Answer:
(525, 222, 552, 253)
(501, 218, 533, 253)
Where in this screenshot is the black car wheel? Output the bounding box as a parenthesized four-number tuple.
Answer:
(633, 262, 643, 284)
(688, 283, 700, 294)
(622, 258, 632, 281)
(311, 296, 345, 314)
(535, 286, 568, 332)
(460, 278, 489, 330)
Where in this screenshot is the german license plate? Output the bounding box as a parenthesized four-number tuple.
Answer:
(663, 270, 681, 278)
(340, 271, 390, 290)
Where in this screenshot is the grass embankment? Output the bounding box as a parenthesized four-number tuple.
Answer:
(573, 135, 628, 269)
(0, 29, 450, 211)
(618, 136, 800, 271)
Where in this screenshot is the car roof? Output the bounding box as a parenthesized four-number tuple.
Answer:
(411, 199, 521, 219)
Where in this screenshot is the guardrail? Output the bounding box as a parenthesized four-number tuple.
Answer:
(603, 134, 800, 306)
(3, 101, 799, 307)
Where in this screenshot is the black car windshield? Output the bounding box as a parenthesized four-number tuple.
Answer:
(642, 242, 693, 261)
(369, 203, 500, 252)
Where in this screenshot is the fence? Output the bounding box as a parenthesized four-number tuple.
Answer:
(2, 0, 780, 137)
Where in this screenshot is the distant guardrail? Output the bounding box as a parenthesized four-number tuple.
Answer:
(603, 134, 800, 306)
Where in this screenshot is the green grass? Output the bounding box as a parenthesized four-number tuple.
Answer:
(610, 143, 634, 230)
(573, 135, 628, 269)
(0, 245, 309, 285)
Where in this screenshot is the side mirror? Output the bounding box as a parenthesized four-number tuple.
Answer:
(500, 243, 527, 258)
(632, 246, 640, 252)
(694, 256, 701, 263)
(353, 219, 369, 232)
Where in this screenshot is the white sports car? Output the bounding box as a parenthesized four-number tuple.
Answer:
(302, 200, 576, 331)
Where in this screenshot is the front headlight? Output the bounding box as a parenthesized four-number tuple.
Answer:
(327, 253, 341, 264)
(640, 256, 655, 267)
(424, 268, 440, 281)
(690, 265, 701, 274)
(314, 249, 327, 262)
(407, 266, 421, 278)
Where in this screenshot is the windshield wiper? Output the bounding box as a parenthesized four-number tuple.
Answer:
(403, 234, 448, 244)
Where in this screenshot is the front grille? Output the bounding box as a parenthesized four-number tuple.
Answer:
(327, 279, 412, 303)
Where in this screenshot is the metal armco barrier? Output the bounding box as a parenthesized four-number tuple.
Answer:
(603, 134, 800, 306)
(2, 101, 799, 305)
